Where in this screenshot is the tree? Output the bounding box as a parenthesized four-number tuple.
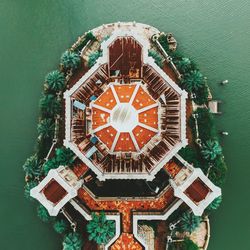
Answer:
(87, 211, 115, 245)
(179, 212, 201, 233)
(54, 219, 68, 234)
(24, 180, 38, 200)
(37, 204, 51, 223)
(23, 155, 42, 178)
(201, 140, 222, 161)
(148, 50, 163, 68)
(61, 51, 81, 70)
(37, 118, 55, 139)
(189, 108, 216, 142)
(181, 70, 204, 92)
(182, 238, 199, 250)
(88, 51, 102, 68)
(208, 156, 227, 186)
(175, 58, 197, 74)
(207, 196, 222, 211)
(45, 70, 65, 92)
(62, 232, 83, 250)
(193, 83, 209, 105)
(39, 94, 61, 117)
(178, 146, 201, 168)
(43, 158, 58, 175)
(42, 147, 74, 176)
(55, 147, 75, 166)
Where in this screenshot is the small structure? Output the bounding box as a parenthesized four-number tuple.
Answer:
(208, 100, 222, 114)
(30, 166, 83, 216)
(166, 33, 177, 51)
(170, 168, 221, 216)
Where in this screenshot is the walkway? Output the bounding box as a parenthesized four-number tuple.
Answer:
(78, 186, 175, 233)
(110, 233, 143, 250)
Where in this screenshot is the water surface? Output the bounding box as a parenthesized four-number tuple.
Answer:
(0, 0, 249, 249)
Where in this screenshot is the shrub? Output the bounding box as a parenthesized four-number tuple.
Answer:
(179, 212, 201, 233)
(74, 31, 96, 52)
(45, 70, 65, 92)
(181, 70, 205, 92)
(42, 147, 75, 175)
(43, 158, 58, 175)
(208, 156, 227, 186)
(36, 137, 52, 160)
(201, 140, 222, 161)
(178, 146, 201, 168)
(37, 118, 55, 139)
(23, 155, 42, 178)
(148, 50, 163, 68)
(175, 58, 197, 74)
(24, 180, 38, 200)
(54, 219, 69, 234)
(158, 34, 170, 53)
(37, 204, 51, 223)
(207, 196, 222, 211)
(189, 108, 217, 142)
(87, 211, 115, 245)
(88, 51, 102, 68)
(193, 83, 209, 105)
(39, 94, 61, 118)
(182, 238, 199, 250)
(61, 50, 81, 70)
(55, 147, 75, 166)
(63, 232, 83, 250)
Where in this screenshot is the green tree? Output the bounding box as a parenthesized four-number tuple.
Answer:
(178, 146, 201, 168)
(193, 83, 209, 105)
(207, 196, 222, 211)
(87, 211, 115, 245)
(175, 58, 197, 74)
(148, 50, 163, 68)
(182, 238, 199, 250)
(54, 219, 68, 234)
(61, 51, 81, 70)
(45, 70, 65, 92)
(55, 147, 75, 166)
(62, 232, 83, 250)
(24, 180, 38, 200)
(189, 108, 216, 142)
(23, 155, 42, 178)
(37, 118, 55, 139)
(42, 147, 74, 175)
(37, 204, 51, 223)
(88, 51, 102, 68)
(208, 156, 227, 186)
(179, 212, 201, 233)
(43, 158, 58, 175)
(181, 70, 204, 92)
(201, 140, 222, 161)
(39, 94, 61, 117)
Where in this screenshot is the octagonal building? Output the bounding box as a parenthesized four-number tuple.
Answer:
(64, 30, 188, 181)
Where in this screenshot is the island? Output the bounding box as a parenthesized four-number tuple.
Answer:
(23, 22, 227, 250)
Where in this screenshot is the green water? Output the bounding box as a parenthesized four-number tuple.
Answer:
(0, 0, 249, 249)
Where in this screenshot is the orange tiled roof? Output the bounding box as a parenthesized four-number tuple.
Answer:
(111, 233, 143, 250)
(91, 84, 159, 152)
(78, 187, 175, 233)
(132, 86, 155, 109)
(164, 161, 182, 178)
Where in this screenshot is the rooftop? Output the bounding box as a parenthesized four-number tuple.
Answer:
(64, 31, 187, 181)
(91, 83, 159, 152)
